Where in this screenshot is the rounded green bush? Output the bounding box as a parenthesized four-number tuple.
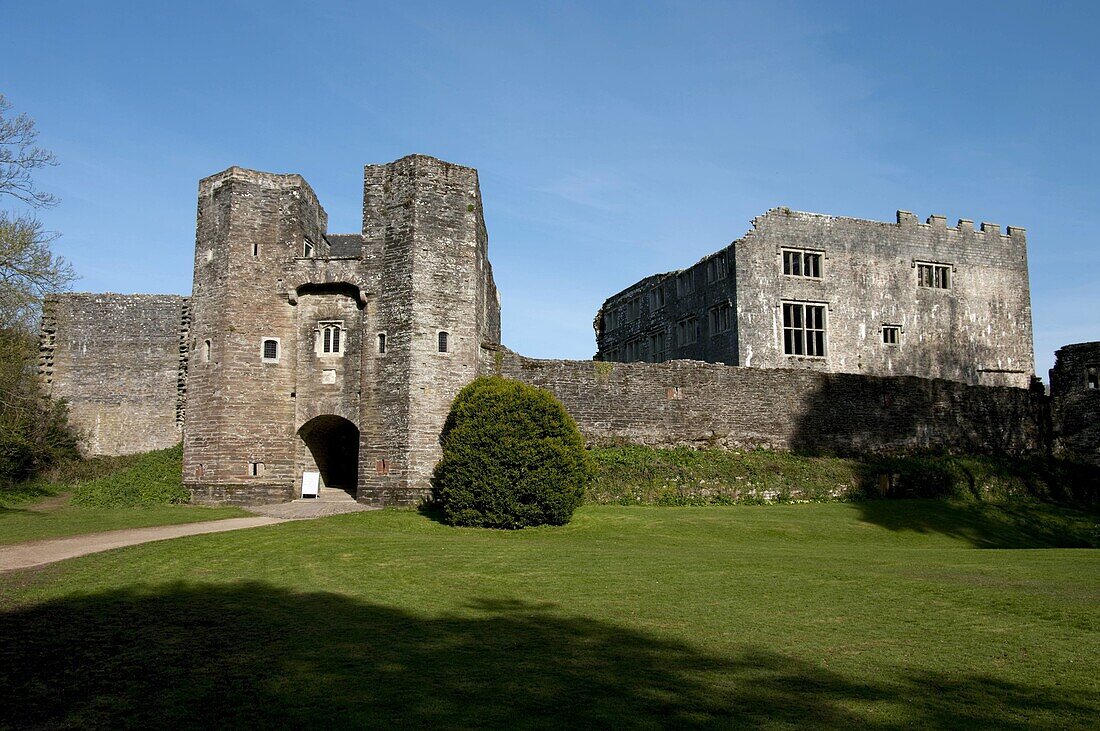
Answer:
(431, 376, 593, 528)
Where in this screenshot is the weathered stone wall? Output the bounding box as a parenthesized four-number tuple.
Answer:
(485, 346, 1047, 456)
(358, 155, 500, 507)
(184, 167, 331, 505)
(40, 293, 187, 455)
(1050, 341, 1100, 465)
(597, 209, 1034, 389)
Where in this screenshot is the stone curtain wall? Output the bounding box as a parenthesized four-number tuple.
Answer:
(1049, 342, 1100, 466)
(40, 293, 187, 455)
(485, 347, 1047, 456)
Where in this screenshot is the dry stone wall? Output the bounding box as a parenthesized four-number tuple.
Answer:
(485, 346, 1047, 456)
(40, 293, 187, 455)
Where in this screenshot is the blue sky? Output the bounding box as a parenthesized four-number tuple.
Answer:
(3, 1, 1097, 378)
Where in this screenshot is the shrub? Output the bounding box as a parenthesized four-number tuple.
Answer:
(70, 444, 189, 507)
(431, 377, 593, 528)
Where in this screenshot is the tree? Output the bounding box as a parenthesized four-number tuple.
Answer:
(0, 94, 72, 330)
(0, 94, 78, 485)
(431, 376, 593, 528)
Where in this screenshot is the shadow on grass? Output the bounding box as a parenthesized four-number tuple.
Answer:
(1, 583, 1094, 728)
(853, 500, 1099, 549)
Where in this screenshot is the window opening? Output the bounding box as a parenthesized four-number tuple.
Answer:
(248, 462, 265, 477)
(262, 338, 279, 362)
(917, 262, 951, 289)
(649, 286, 666, 310)
(1088, 365, 1099, 390)
(303, 239, 314, 258)
(648, 332, 666, 362)
(676, 271, 696, 297)
(202, 339, 211, 363)
(782, 302, 826, 357)
(377, 333, 386, 354)
(882, 325, 900, 345)
(627, 297, 641, 321)
(625, 339, 644, 362)
(707, 255, 728, 283)
(438, 331, 449, 353)
(252, 242, 259, 256)
(782, 249, 823, 278)
(676, 317, 699, 346)
(319, 321, 343, 355)
(709, 303, 733, 334)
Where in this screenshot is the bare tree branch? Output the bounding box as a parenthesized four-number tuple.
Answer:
(0, 93, 58, 209)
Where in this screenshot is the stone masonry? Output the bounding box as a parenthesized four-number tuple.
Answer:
(39, 293, 188, 455)
(1049, 342, 1100, 466)
(596, 209, 1034, 389)
(483, 346, 1047, 457)
(41, 156, 1092, 507)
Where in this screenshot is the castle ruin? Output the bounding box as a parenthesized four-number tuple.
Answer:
(39, 155, 1097, 507)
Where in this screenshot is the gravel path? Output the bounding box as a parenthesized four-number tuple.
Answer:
(0, 516, 286, 573)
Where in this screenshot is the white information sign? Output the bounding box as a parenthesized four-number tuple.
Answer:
(301, 471, 320, 498)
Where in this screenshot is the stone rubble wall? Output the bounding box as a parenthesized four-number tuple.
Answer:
(484, 346, 1048, 456)
(1049, 341, 1100, 466)
(40, 293, 187, 455)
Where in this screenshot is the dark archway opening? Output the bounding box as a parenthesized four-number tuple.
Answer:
(298, 415, 360, 497)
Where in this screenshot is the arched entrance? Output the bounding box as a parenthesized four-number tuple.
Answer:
(298, 415, 360, 498)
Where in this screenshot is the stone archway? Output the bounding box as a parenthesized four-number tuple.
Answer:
(298, 415, 360, 498)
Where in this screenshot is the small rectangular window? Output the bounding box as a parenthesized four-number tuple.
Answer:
(707, 255, 727, 283)
(303, 239, 315, 258)
(676, 317, 699, 346)
(917, 262, 951, 289)
(709, 303, 733, 334)
(649, 286, 666, 311)
(606, 347, 620, 362)
(782, 249, 823, 278)
(202, 339, 211, 363)
(261, 338, 279, 362)
(438, 331, 449, 353)
(377, 333, 386, 354)
(625, 339, 644, 362)
(782, 302, 826, 357)
(882, 325, 900, 345)
(248, 462, 265, 477)
(648, 332, 666, 362)
(676, 271, 696, 297)
(628, 297, 641, 321)
(1087, 365, 1099, 390)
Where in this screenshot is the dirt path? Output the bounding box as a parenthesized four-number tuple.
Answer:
(0, 516, 287, 573)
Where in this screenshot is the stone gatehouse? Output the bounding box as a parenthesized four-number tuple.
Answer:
(40, 154, 1090, 507)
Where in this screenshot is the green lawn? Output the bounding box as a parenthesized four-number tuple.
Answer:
(1, 501, 1097, 728)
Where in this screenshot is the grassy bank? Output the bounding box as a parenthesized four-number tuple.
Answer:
(589, 445, 1099, 506)
(0, 445, 246, 544)
(1, 502, 1097, 728)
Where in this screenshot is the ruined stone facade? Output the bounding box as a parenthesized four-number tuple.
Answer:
(39, 293, 189, 455)
(43, 156, 1092, 507)
(596, 209, 1034, 389)
(1049, 342, 1100, 466)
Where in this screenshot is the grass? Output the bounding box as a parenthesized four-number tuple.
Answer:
(589, 445, 1100, 505)
(1, 501, 1097, 728)
(0, 445, 246, 545)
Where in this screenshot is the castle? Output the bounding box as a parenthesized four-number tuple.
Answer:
(38, 155, 1099, 507)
